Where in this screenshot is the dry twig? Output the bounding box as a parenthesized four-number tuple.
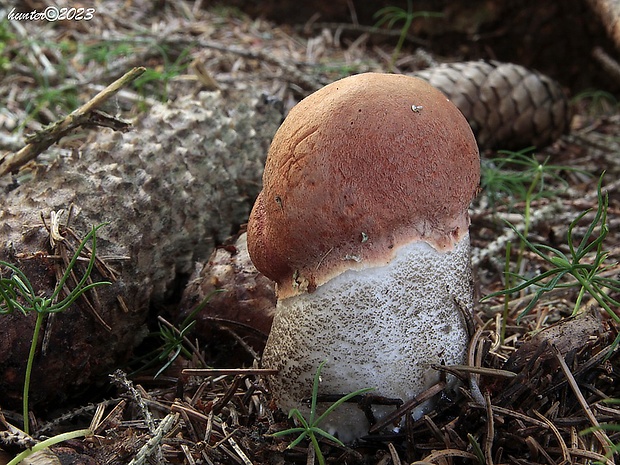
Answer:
(0, 67, 144, 177)
(553, 345, 615, 462)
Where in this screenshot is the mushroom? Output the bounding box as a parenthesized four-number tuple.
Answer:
(247, 73, 480, 442)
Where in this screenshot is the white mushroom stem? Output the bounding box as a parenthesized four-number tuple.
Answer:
(262, 234, 473, 442)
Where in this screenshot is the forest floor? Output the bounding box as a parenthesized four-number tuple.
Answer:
(1, 1, 620, 464)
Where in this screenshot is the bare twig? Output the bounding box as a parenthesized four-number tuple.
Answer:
(533, 409, 571, 463)
(109, 370, 156, 433)
(222, 423, 252, 465)
(387, 442, 401, 465)
(0, 67, 145, 177)
(437, 365, 517, 378)
(368, 381, 445, 434)
(470, 403, 551, 429)
(182, 368, 279, 377)
(553, 345, 615, 462)
(592, 46, 620, 83)
(484, 392, 495, 465)
(412, 449, 479, 464)
(127, 413, 178, 465)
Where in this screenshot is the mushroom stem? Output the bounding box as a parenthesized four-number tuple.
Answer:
(248, 72, 480, 443)
(262, 234, 473, 442)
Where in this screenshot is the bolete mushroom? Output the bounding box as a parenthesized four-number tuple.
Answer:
(247, 72, 480, 441)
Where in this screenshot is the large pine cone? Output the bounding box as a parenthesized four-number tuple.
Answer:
(414, 61, 571, 150)
(0, 91, 282, 409)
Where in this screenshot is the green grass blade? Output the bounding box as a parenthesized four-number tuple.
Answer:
(373, 6, 405, 19)
(290, 409, 310, 429)
(56, 225, 106, 295)
(484, 268, 561, 299)
(314, 387, 375, 426)
(467, 433, 486, 465)
(287, 432, 310, 450)
(48, 281, 111, 313)
(0, 279, 20, 314)
(0, 261, 37, 303)
(309, 432, 326, 465)
(311, 427, 345, 447)
(594, 276, 620, 294)
(516, 271, 569, 323)
(574, 176, 607, 258)
(52, 224, 110, 310)
(309, 361, 327, 424)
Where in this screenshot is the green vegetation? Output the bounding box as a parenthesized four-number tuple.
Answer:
(484, 174, 620, 336)
(481, 153, 618, 463)
(0, 20, 13, 72)
(23, 86, 80, 130)
(79, 41, 134, 65)
(373, 0, 442, 71)
(271, 361, 374, 465)
(0, 224, 110, 434)
(480, 147, 574, 210)
(6, 428, 92, 465)
(9, 33, 191, 126)
(572, 89, 619, 116)
(130, 45, 192, 102)
(480, 149, 585, 342)
(467, 433, 486, 464)
(131, 290, 221, 378)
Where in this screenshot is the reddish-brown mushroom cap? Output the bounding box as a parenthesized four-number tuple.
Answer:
(247, 73, 480, 299)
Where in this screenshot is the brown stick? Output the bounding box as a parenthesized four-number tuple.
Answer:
(0, 67, 145, 178)
(553, 345, 614, 462)
(593, 46, 620, 82)
(182, 368, 279, 377)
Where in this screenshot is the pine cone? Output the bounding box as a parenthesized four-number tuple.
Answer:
(413, 61, 571, 150)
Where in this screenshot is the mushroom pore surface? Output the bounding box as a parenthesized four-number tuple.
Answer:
(247, 72, 480, 299)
